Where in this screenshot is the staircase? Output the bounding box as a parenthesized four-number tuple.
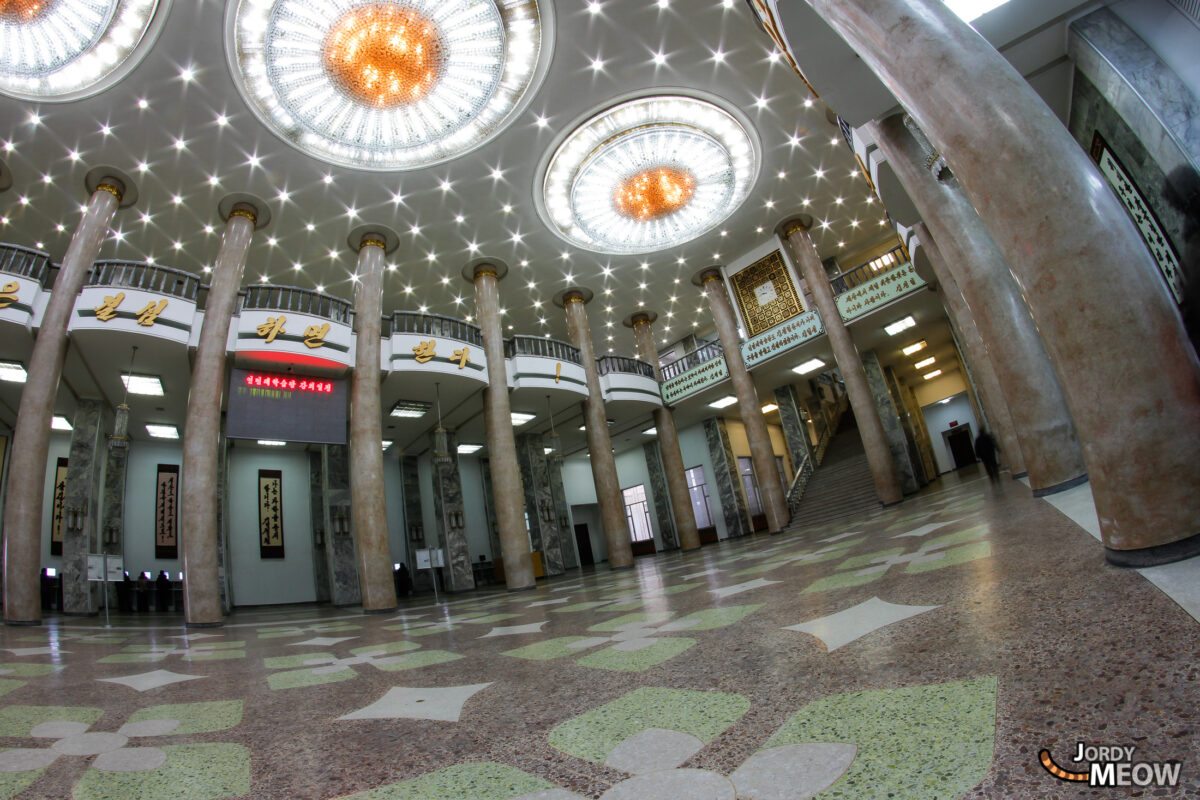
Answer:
(788, 412, 880, 529)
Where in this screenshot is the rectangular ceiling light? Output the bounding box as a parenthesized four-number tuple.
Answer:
(382, 440, 393, 450)
(457, 443, 483, 454)
(511, 412, 536, 426)
(884, 316, 917, 336)
(578, 425, 587, 431)
(901, 341, 927, 356)
(390, 400, 431, 418)
(792, 358, 825, 375)
(642, 427, 657, 436)
(914, 356, 936, 369)
(944, 0, 1011, 23)
(257, 440, 287, 446)
(0, 360, 28, 383)
(761, 403, 778, 413)
(708, 396, 738, 409)
(543, 447, 553, 454)
(51, 415, 72, 431)
(145, 424, 179, 439)
(121, 373, 164, 396)
(923, 369, 943, 380)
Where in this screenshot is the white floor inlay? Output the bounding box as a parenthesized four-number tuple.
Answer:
(710, 579, 779, 599)
(98, 670, 205, 692)
(604, 728, 704, 774)
(478, 622, 547, 638)
(287, 637, 357, 648)
(338, 683, 493, 723)
(890, 522, 949, 539)
(729, 743, 857, 800)
(783, 597, 941, 652)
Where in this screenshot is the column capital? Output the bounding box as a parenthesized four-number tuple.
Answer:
(84, 165, 138, 208)
(217, 193, 271, 229)
(461, 257, 510, 283)
(347, 224, 399, 254)
(690, 265, 725, 288)
(622, 309, 658, 328)
(553, 286, 594, 307)
(776, 214, 815, 240)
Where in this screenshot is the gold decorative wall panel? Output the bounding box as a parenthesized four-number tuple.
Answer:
(729, 250, 804, 337)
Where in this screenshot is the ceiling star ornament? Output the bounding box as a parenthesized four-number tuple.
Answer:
(0, 0, 166, 100)
(540, 94, 758, 255)
(228, 0, 550, 170)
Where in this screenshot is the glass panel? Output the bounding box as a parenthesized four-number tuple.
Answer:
(738, 456, 762, 516)
(685, 466, 713, 529)
(622, 484, 655, 542)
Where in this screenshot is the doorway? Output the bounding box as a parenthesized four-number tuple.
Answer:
(943, 424, 976, 471)
(574, 524, 595, 567)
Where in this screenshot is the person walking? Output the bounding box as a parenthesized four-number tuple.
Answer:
(974, 429, 1000, 484)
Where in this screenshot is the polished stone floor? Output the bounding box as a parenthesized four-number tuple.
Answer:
(2, 470, 1198, 799)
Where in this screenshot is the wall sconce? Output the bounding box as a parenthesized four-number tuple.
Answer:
(408, 523, 423, 542)
(103, 524, 120, 547)
(332, 512, 350, 538)
(314, 528, 324, 546)
(448, 511, 464, 530)
(65, 507, 85, 532)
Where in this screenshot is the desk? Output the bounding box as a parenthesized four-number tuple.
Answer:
(472, 561, 495, 586)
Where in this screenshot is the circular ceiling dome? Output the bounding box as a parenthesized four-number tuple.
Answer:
(541, 95, 758, 255)
(228, 0, 550, 170)
(0, 0, 167, 100)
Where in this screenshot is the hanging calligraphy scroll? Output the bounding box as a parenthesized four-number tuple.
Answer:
(155, 464, 179, 559)
(50, 457, 68, 556)
(258, 469, 285, 559)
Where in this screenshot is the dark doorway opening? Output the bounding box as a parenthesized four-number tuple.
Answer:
(574, 524, 595, 567)
(944, 425, 976, 471)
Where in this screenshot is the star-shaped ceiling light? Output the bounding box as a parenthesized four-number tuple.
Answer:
(0, 0, 164, 100)
(540, 94, 758, 255)
(227, 0, 549, 169)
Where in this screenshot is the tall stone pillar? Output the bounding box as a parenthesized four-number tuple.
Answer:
(3, 170, 133, 625)
(693, 268, 789, 532)
(479, 459, 503, 563)
(98, 403, 132, 610)
(516, 433, 566, 575)
(625, 310, 701, 551)
(347, 227, 398, 612)
(868, 115, 1084, 493)
(180, 195, 266, 626)
(916, 225, 1024, 476)
(546, 447, 577, 569)
(464, 259, 535, 590)
(641, 441, 678, 550)
(430, 428, 474, 592)
(883, 362, 929, 486)
(307, 451, 331, 603)
(556, 288, 633, 570)
(60, 399, 107, 614)
(703, 417, 751, 538)
(810, 0, 1200, 562)
(779, 220, 903, 506)
(861, 351, 921, 494)
(322, 445, 360, 606)
(774, 384, 817, 470)
(401, 455, 431, 593)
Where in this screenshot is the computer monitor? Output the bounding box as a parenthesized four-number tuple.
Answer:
(177, 572, 183, 580)
(44, 567, 56, 577)
(142, 571, 151, 579)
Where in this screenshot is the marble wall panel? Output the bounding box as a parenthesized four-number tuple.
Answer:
(642, 441, 678, 550)
(61, 399, 106, 614)
(703, 418, 751, 538)
(862, 351, 920, 495)
(431, 430, 474, 592)
(323, 445, 361, 606)
(308, 451, 330, 604)
(774, 383, 816, 471)
(547, 454, 576, 569)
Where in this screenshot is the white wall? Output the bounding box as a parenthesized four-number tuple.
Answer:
(677, 423, 728, 540)
(457, 455, 496, 562)
(122, 440, 184, 579)
(920, 393, 979, 474)
(383, 451, 410, 568)
(226, 447, 316, 606)
(1111, 0, 1200, 101)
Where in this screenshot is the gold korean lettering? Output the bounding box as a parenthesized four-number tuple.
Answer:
(451, 346, 470, 369)
(303, 322, 330, 349)
(135, 299, 168, 326)
(412, 340, 436, 363)
(0, 281, 18, 309)
(94, 292, 126, 321)
(256, 315, 286, 343)
(555, 362, 562, 383)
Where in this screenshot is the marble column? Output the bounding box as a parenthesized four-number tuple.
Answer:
(693, 269, 789, 533)
(774, 384, 817, 471)
(464, 260, 535, 590)
(556, 288, 633, 570)
(430, 429, 474, 592)
(868, 116, 1083, 493)
(180, 196, 265, 627)
(3, 172, 131, 625)
(625, 310, 700, 551)
(308, 451, 331, 603)
(779, 220, 903, 506)
(641, 441, 678, 550)
(322, 445, 359, 606)
(347, 228, 398, 612)
(60, 399, 107, 614)
(703, 417, 751, 538)
(811, 0, 1200, 562)
(918, 226, 1025, 476)
(861, 351, 920, 494)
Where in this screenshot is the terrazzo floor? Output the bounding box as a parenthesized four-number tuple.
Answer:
(2, 470, 1198, 799)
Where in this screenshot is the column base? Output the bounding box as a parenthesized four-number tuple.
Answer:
(506, 584, 537, 593)
(1106, 531, 1200, 568)
(1012, 471, 1029, 480)
(609, 563, 635, 571)
(185, 619, 224, 629)
(882, 499, 903, 508)
(1031, 473, 1088, 497)
(768, 528, 786, 536)
(4, 619, 41, 627)
(61, 611, 99, 617)
(362, 606, 397, 615)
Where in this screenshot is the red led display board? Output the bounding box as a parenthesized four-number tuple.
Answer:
(226, 368, 347, 445)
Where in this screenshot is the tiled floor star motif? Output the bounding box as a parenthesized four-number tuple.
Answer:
(264, 639, 461, 689)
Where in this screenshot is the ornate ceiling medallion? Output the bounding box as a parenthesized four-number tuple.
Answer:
(229, 0, 548, 170)
(541, 95, 758, 255)
(0, 0, 164, 100)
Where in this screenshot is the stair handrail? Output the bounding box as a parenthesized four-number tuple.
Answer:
(814, 394, 850, 465)
(785, 452, 814, 512)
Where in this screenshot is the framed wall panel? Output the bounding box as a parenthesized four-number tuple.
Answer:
(50, 457, 68, 556)
(729, 250, 804, 337)
(258, 469, 285, 559)
(155, 464, 179, 559)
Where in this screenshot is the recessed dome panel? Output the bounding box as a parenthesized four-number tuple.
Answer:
(228, 0, 548, 170)
(0, 0, 164, 100)
(541, 95, 758, 255)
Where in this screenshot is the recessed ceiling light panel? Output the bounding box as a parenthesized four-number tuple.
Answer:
(0, 0, 166, 101)
(228, 0, 550, 169)
(541, 94, 759, 254)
